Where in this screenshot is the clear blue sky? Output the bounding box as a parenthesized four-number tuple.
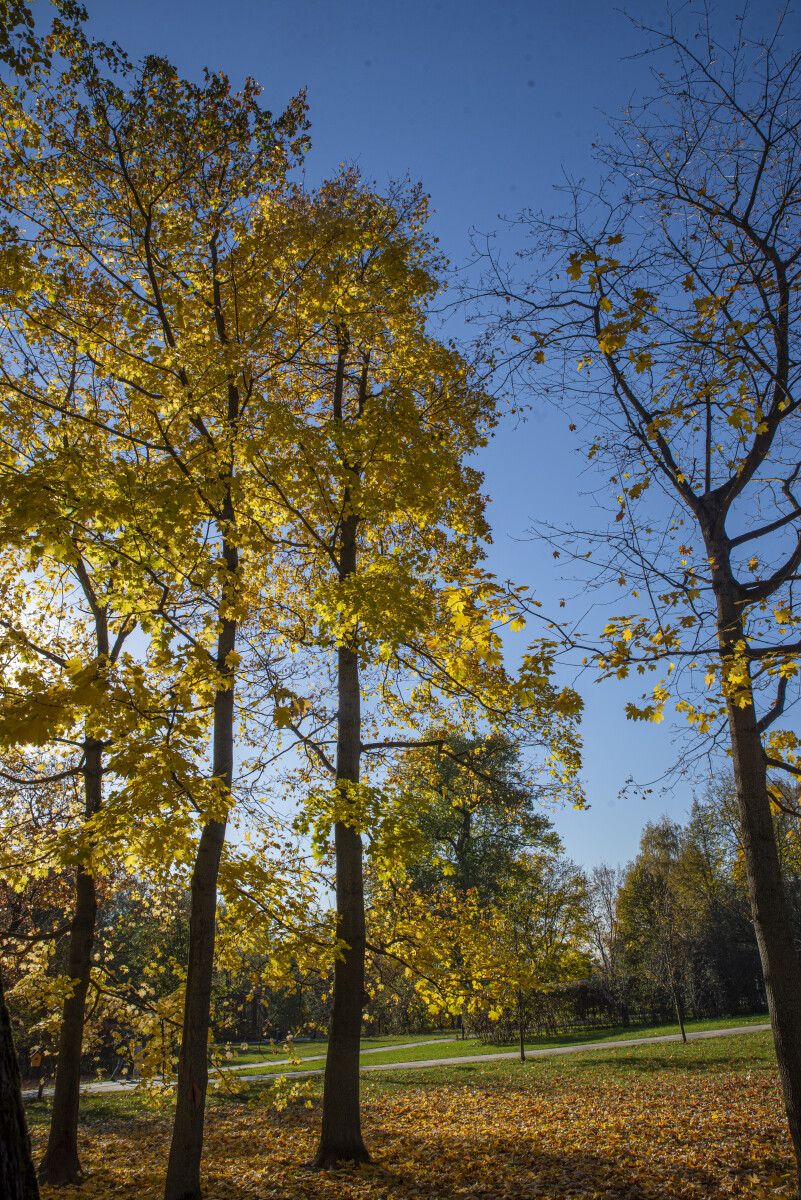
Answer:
(80, 0, 799, 868)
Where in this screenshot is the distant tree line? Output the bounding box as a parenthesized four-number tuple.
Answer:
(589, 780, 801, 1034)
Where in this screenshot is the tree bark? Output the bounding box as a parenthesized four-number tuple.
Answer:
(38, 738, 102, 1187)
(670, 982, 687, 1044)
(311, 637, 370, 1168)
(713, 563, 801, 1184)
(164, 601, 237, 1200)
(0, 965, 40, 1200)
(311, 472, 370, 1167)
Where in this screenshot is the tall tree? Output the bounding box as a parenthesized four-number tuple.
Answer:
(617, 819, 700, 1040)
(0, 531, 165, 1184)
(0, 36, 312, 1197)
(250, 177, 583, 1166)
(477, 9, 801, 1180)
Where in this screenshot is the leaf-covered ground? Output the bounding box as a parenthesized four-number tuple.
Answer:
(31, 1032, 797, 1199)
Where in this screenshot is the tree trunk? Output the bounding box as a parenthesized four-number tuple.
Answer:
(670, 982, 687, 1044)
(311, 639, 370, 1168)
(0, 965, 40, 1200)
(518, 991, 526, 1063)
(38, 738, 102, 1187)
(164, 608, 236, 1200)
(726, 690, 801, 1177)
(312, 356, 370, 1169)
(714, 571, 801, 1185)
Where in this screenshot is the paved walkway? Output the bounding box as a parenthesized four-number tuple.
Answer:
(225, 1034, 459, 1072)
(235, 1022, 771, 1082)
(22, 1023, 770, 1098)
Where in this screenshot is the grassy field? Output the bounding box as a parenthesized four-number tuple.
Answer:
(28, 1026, 796, 1199)
(226, 1012, 771, 1076)
(211, 1030, 456, 1067)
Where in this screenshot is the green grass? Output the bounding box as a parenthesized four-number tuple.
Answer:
(25, 1024, 776, 1129)
(362, 1028, 778, 1092)
(211, 1030, 456, 1067)
(231, 1012, 769, 1076)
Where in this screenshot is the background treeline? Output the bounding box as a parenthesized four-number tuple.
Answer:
(591, 782, 801, 1031)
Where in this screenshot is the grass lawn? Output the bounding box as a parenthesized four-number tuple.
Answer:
(211, 1030, 457, 1067)
(230, 1012, 771, 1076)
(29, 1025, 796, 1199)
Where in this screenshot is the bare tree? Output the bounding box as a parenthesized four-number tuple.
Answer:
(587, 864, 631, 1022)
(473, 6, 801, 1184)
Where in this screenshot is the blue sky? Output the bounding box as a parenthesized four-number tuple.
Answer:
(79, 0, 799, 868)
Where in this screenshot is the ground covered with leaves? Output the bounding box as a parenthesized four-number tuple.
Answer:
(29, 1031, 796, 1199)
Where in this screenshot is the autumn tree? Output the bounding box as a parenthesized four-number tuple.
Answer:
(0, 5, 93, 1195)
(0, 967, 39, 1200)
(0, 515, 147, 1186)
(476, 9, 801, 1179)
(0, 504, 199, 1184)
(0, 32, 318, 1197)
(0, 16, 583, 1192)
(617, 818, 704, 1040)
(245, 176, 583, 1166)
(366, 733, 576, 1058)
(492, 850, 590, 1058)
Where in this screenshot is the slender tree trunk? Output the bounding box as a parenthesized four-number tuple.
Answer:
(164, 604, 237, 1200)
(670, 982, 687, 1044)
(164, 332, 241, 1198)
(38, 738, 102, 1186)
(312, 466, 369, 1167)
(311, 638, 370, 1168)
(714, 570, 801, 1185)
(0, 965, 40, 1200)
(518, 991, 526, 1063)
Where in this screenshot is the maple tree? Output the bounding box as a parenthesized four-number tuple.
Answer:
(475, 9, 801, 1182)
(0, 496, 186, 1185)
(364, 834, 590, 1053)
(359, 735, 587, 1060)
(0, 9, 588, 1198)
(0, 4, 91, 1195)
(233, 174, 584, 1166)
(0, 40, 302, 1200)
(0, 966, 40, 1200)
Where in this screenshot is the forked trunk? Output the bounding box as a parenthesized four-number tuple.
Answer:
(311, 638, 370, 1169)
(164, 610, 236, 1200)
(38, 738, 102, 1187)
(715, 572, 801, 1184)
(0, 966, 40, 1200)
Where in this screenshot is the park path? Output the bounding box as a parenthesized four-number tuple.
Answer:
(236, 1022, 771, 1082)
(22, 1022, 770, 1098)
(225, 1034, 458, 1072)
